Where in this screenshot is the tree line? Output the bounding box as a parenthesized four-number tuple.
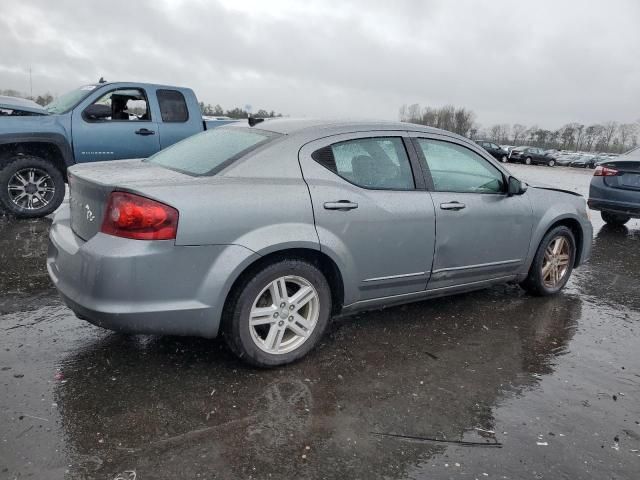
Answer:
(198, 102, 283, 119)
(399, 103, 639, 154)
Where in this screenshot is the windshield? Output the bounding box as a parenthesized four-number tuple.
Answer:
(45, 85, 98, 114)
(147, 127, 279, 176)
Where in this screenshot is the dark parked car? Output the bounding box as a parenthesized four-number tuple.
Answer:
(475, 140, 508, 163)
(47, 119, 592, 367)
(570, 155, 596, 169)
(588, 149, 640, 225)
(555, 154, 579, 167)
(509, 146, 556, 166)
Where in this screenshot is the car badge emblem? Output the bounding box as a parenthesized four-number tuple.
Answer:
(85, 204, 95, 222)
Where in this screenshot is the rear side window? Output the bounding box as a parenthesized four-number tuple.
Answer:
(157, 89, 189, 122)
(312, 137, 414, 190)
(148, 127, 277, 176)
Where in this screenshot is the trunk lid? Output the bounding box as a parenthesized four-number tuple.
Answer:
(602, 160, 640, 192)
(68, 159, 190, 240)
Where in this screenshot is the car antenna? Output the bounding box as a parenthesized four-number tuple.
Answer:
(98, 77, 106, 84)
(248, 116, 264, 127)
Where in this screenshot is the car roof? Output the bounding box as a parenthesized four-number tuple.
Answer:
(228, 117, 466, 140)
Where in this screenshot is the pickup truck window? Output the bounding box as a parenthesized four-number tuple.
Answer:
(157, 89, 189, 123)
(147, 127, 279, 176)
(83, 88, 151, 122)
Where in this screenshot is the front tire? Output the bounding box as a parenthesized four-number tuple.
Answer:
(525, 157, 532, 165)
(521, 226, 576, 296)
(223, 259, 332, 367)
(601, 211, 630, 226)
(501, 155, 508, 163)
(547, 159, 555, 167)
(0, 155, 65, 218)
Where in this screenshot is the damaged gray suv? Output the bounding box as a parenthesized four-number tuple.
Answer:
(47, 119, 592, 367)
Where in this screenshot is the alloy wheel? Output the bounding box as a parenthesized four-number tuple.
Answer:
(542, 236, 571, 288)
(7, 168, 56, 210)
(249, 275, 320, 355)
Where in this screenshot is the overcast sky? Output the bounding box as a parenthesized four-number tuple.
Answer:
(1, 0, 638, 128)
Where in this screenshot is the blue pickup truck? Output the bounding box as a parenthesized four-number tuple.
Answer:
(0, 82, 235, 218)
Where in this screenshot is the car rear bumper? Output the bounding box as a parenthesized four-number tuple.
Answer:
(588, 179, 640, 218)
(47, 205, 258, 338)
(587, 198, 640, 217)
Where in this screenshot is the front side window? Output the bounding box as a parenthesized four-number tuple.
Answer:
(148, 127, 277, 176)
(157, 89, 189, 122)
(312, 137, 414, 190)
(416, 139, 505, 193)
(83, 88, 150, 122)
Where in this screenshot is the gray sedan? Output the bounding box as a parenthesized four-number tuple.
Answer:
(47, 119, 592, 367)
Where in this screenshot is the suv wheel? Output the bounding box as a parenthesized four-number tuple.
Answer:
(501, 155, 508, 163)
(223, 259, 332, 367)
(521, 226, 576, 296)
(0, 155, 65, 218)
(525, 157, 532, 165)
(547, 159, 555, 167)
(601, 211, 630, 226)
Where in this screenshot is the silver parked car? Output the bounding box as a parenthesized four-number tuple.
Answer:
(47, 119, 592, 367)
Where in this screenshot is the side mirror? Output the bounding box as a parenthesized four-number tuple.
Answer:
(83, 103, 111, 120)
(507, 176, 528, 196)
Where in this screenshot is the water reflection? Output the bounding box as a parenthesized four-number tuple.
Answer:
(0, 217, 54, 312)
(55, 290, 581, 478)
(576, 223, 640, 310)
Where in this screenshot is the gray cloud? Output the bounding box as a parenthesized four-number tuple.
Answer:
(1, 0, 638, 127)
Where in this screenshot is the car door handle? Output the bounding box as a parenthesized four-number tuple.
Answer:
(440, 201, 466, 211)
(324, 200, 359, 211)
(135, 128, 155, 136)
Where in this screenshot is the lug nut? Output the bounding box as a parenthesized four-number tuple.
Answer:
(280, 302, 286, 308)
(289, 305, 294, 310)
(274, 312, 279, 318)
(289, 316, 294, 321)
(278, 320, 284, 327)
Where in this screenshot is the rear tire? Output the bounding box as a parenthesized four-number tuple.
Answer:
(0, 155, 65, 218)
(223, 259, 332, 367)
(501, 155, 508, 163)
(601, 211, 630, 226)
(520, 226, 576, 296)
(525, 157, 532, 165)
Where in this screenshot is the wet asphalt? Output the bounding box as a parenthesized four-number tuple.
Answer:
(1, 165, 639, 480)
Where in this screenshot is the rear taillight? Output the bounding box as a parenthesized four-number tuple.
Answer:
(593, 166, 618, 177)
(101, 192, 178, 240)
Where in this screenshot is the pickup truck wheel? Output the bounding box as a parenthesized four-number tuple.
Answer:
(223, 259, 332, 367)
(520, 226, 576, 296)
(0, 155, 65, 218)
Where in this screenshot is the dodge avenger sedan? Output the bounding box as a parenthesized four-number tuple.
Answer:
(47, 119, 592, 367)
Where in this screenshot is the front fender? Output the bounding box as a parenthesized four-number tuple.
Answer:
(0, 114, 74, 166)
(523, 199, 592, 273)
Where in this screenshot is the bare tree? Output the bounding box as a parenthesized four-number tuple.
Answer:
(601, 121, 618, 149)
(618, 123, 638, 150)
(488, 125, 501, 142)
(512, 124, 527, 145)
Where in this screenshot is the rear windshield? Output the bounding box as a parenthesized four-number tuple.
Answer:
(147, 127, 278, 176)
